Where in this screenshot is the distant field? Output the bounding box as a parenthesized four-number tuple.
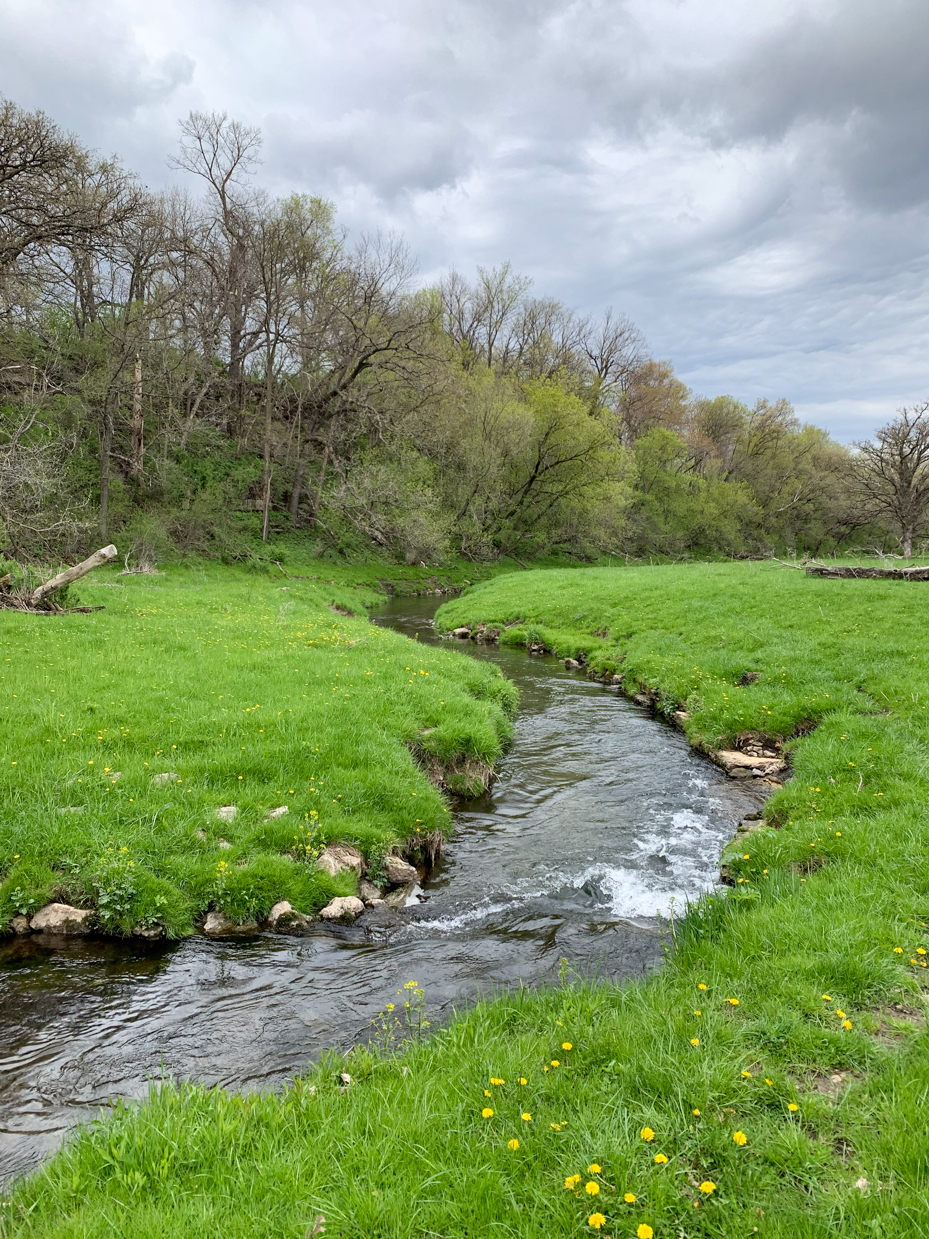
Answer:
(0, 565, 515, 935)
(4, 559, 929, 1238)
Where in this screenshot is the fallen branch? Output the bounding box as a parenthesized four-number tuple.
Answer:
(805, 564, 929, 581)
(30, 544, 117, 607)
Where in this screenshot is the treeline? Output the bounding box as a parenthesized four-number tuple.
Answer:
(0, 101, 905, 567)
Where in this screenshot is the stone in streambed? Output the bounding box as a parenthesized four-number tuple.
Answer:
(382, 854, 418, 885)
(563, 658, 581, 670)
(357, 903, 405, 937)
(31, 903, 94, 935)
(358, 879, 385, 905)
(132, 923, 165, 940)
(9, 915, 31, 935)
(384, 882, 417, 909)
(318, 896, 365, 922)
(317, 843, 365, 877)
(267, 900, 312, 932)
(202, 910, 258, 936)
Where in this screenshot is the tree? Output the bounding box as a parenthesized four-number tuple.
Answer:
(855, 402, 929, 557)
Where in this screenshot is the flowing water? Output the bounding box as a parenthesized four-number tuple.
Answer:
(0, 595, 761, 1183)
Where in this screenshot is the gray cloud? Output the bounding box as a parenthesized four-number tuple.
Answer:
(0, 0, 926, 439)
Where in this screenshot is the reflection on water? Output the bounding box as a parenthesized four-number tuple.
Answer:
(0, 595, 761, 1182)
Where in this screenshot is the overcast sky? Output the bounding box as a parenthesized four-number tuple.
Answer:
(2, 0, 927, 439)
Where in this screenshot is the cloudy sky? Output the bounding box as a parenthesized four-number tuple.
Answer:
(2, 0, 927, 439)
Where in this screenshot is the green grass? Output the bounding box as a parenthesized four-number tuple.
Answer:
(0, 564, 516, 935)
(4, 559, 929, 1237)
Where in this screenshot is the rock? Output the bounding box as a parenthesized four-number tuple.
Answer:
(452, 627, 470, 638)
(195, 828, 208, 841)
(358, 878, 385, 904)
(317, 843, 365, 877)
(611, 674, 623, 684)
(633, 693, 651, 707)
(132, 923, 165, 940)
(318, 896, 365, 922)
(384, 881, 417, 909)
(674, 710, 691, 723)
(31, 903, 94, 935)
(357, 902, 405, 936)
(217, 837, 231, 849)
(152, 772, 179, 786)
(563, 658, 581, 670)
(266, 805, 289, 820)
(267, 900, 312, 931)
(736, 819, 766, 834)
(382, 853, 419, 886)
(10, 914, 31, 935)
(216, 805, 237, 822)
(202, 910, 258, 936)
(716, 750, 783, 777)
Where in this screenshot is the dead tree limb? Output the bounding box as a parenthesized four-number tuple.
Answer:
(805, 564, 929, 580)
(30, 544, 117, 606)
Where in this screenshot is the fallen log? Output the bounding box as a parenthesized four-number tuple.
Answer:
(30, 545, 118, 607)
(805, 564, 929, 580)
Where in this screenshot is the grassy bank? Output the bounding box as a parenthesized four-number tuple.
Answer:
(4, 560, 929, 1237)
(0, 564, 516, 936)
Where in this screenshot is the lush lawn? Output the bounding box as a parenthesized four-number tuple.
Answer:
(4, 559, 929, 1238)
(0, 565, 515, 936)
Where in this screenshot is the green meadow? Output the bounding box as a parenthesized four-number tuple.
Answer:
(3, 559, 929, 1238)
(0, 565, 516, 935)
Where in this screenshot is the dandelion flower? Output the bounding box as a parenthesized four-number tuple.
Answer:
(484, 1090, 491, 1097)
(637, 1225, 654, 1239)
(522, 1112, 532, 1122)
(565, 1175, 581, 1189)
(550, 1059, 560, 1068)
(698, 983, 707, 991)
(507, 1138, 519, 1150)
(519, 1077, 528, 1085)
(550, 1123, 562, 1131)
(726, 998, 739, 1006)
(843, 1019, 852, 1030)
(699, 1181, 716, 1195)
(490, 1077, 505, 1085)
(836, 1009, 846, 1018)
(741, 1070, 752, 1078)
(481, 1108, 493, 1118)
(654, 1153, 668, 1164)
(640, 1127, 655, 1141)
(587, 1213, 606, 1230)
(585, 1181, 600, 1196)
(822, 994, 832, 1001)
(562, 1042, 573, 1051)
(764, 1078, 774, 1086)
(733, 1130, 747, 1146)
(694, 1009, 702, 1016)
(788, 1103, 798, 1112)
(691, 1038, 700, 1046)
(623, 1192, 637, 1203)
(692, 1109, 701, 1116)
(588, 1164, 601, 1174)
(918, 948, 927, 956)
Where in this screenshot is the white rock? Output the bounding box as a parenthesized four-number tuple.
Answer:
(202, 910, 258, 936)
(563, 658, 581, 670)
(267, 900, 312, 931)
(358, 878, 385, 905)
(383, 853, 418, 886)
(217, 838, 232, 849)
(318, 896, 365, 922)
(216, 805, 238, 822)
(152, 772, 179, 786)
(132, 923, 164, 940)
(31, 903, 94, 934)
(452, 627, 470, 638)
(384, 882, 417, 909)
(317, 843, 365, 877)
(10, 914, 31, 935)
(265, 806, 289, 820)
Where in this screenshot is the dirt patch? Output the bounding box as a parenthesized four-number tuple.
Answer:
(414, 748, 496, 798)
(872, 1001, 926, 1042)
(806, 1070, 857, 1099)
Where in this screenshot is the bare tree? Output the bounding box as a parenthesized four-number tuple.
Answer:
(855, 402, 929, 557)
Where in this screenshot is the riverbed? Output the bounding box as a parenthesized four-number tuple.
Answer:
(0, 595, 761, 1183)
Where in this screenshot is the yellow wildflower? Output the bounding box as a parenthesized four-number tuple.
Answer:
(587, 1213, 606, 1230)
(692, 1108, 701, 1116)
(481, 1108, 493, 1118)
(521, 1112, 532, 1122)
(699, 1180, 716, 1195)
(741, 1070, 752, 1078)
(726, 998, 739, 1006)
(562, 1041, 573, 1051)
(788, 1103, 798, 1112)
(640, 1127, 655, 1142)
(733, 1130, 747, 1146)
(519, 1077, 528, 1085)
(654, 1153, 668, 1165)
(565, 1175, 581, 1189)
(691, 1038, 700, 1046)
(637, 1225, 654, 1239)
(507, 1138, 519, 1150)
(585, 1181, 600, 1196)
(623, 1192, 636, 1203)
(843, 1018, 852, 1030)
(698, 983, 707, 990)
(550, 1059, 560, 1067)
(587, 1164, 601, 1174)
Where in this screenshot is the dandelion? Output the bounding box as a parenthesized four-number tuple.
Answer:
(694, 1009, 702, 1016)
(692, 1108, 701, 1116)
(587, 1213, 606, 1230)
(843, 1019, 852, 1030)
(836, 1009, 846, 1018)
(550, 1123, 562, 1131)
(519, 1077, 528, 1085)
(623, 1192, 637, 1203)
(640, 1127, 655, 1142)
(565, 1175, 581, 1189)
(550, 1059, 560, 1067)
(654, 1153, 668, 1165)
(788, 1103, 799, 1112)
(726, 998, 739, 1006)
(507, 1139, 519, 1150)
(822, 995, 832, 1001)
(698, 983, 707, 990)
(562, 1041, 573, 1051)
(691, 1038, 700, 1046)
(484, 1090, 491, 1097)
(741, 1070, 752, 1078)
(764, 1078, 774, 1086)
(918, 948, 926, 956)
(588, 1164, 601, 1174)
(699, 1180, 716, 1194)
(481, 1108, 493, 1118)
(585, 1181, 600, 1196)
(637, 1225, 654, 1239)
(522, 1112, 532, 1122)
(733, 1130, 747, 1146)
(490, 1077, 505, 1085)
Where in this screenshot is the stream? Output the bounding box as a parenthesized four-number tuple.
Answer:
(0, 595, 761, 1184)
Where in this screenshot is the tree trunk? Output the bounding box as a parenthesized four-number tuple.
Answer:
(260, 358, 274, 543)
(130, 352, 143, 479)
(290, 458, 305, 519)
(98, 413, 113, 540)
(902, 525, 914, 558)
(31, 544, 118, 607)
(307, 429, 331, 530)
